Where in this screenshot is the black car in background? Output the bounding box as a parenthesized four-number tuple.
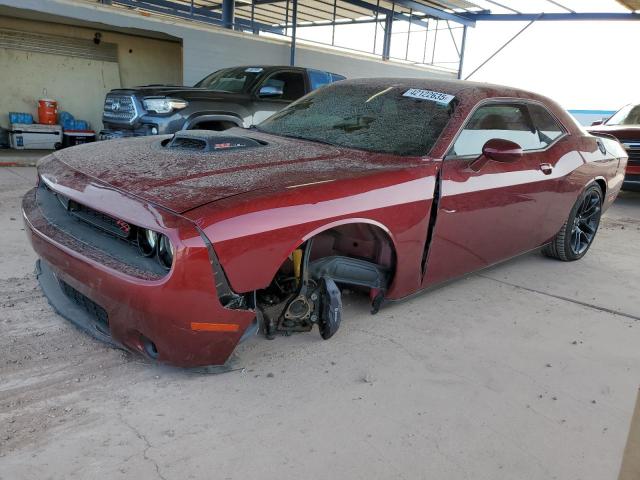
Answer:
(100, 66, 345, 138)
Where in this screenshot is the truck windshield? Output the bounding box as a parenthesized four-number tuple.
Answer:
(194, 67, 263, 93)
(257, 82, 454, 157)
(606, 104, 640, 126)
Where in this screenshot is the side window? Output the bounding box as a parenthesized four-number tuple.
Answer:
(259, 71, 306, 101)
(308, 70, 346, 90)
(450, 104, 543, 157)
(308, 69, 331, 90)
(527, 103, 564, 147)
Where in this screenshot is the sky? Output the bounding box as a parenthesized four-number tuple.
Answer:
(461, 20, 640, 111)
(293, 0, 640, 112)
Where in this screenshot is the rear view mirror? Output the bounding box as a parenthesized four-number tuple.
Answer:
(258, 85, 284, 98)
(482, 138, 523, 163)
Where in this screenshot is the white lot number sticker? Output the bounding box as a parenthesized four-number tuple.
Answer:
(245, 67, 264, 73)
(403, 88, 454, 105)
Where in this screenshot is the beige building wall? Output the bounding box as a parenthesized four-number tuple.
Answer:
(0, 16, 182, 130)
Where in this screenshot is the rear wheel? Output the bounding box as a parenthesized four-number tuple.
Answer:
(542, 184, 603, 261)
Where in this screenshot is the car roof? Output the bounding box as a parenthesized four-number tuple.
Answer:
(231, 65, 343, 75)
(231, 65, 306, 72)
(330, 77, 554, 106)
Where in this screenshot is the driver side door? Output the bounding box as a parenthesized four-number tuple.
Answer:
(423, 101, 566, 288)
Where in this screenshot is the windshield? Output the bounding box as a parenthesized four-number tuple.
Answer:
(257, 82, 455, 156)
(606, 104, 640, 126)
(194, 67, 264, 93)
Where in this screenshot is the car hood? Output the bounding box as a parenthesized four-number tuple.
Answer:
(586, 125, 640, 141)
(47, 129, 413, 214)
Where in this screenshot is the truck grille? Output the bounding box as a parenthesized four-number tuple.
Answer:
(103, 94, 138, 123)
(623, 142, 640, 165)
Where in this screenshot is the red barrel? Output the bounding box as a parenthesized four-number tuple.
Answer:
(38, 98, 58, 125)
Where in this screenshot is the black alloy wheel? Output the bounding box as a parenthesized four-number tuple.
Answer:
(542, 184, 603, 261)
(569, 188, 602, 256)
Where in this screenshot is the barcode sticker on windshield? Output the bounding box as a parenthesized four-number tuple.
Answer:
(403, 89, 454, 105)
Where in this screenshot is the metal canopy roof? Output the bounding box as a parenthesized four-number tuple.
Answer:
(109, 0, 640, 29)
(617, 0, 640, 10)
(110, 0, 488, 29)
(104, 0, 640, 76)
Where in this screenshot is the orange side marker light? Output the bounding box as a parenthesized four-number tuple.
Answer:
(191, 322, 240, 332)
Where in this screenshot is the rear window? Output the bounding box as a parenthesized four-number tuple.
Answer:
(307, 69, 345, 90)
(257, 83, 454, 156)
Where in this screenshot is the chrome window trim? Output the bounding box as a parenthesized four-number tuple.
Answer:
(444, 97, 569, 160)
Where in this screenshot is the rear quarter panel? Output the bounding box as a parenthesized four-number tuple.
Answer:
(579, 135, 627, 210)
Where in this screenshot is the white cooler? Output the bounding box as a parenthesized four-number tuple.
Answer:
(10, 123, 63, 150)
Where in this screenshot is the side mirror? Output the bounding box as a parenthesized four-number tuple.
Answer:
(591, 120, 604, 126)
(258, 85, 284, 98)
(482, 138, 523, 163)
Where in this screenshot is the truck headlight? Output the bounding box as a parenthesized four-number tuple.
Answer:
(143, 98, 188, 114)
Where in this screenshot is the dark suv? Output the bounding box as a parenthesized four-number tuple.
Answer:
(101, 66, 345, 138)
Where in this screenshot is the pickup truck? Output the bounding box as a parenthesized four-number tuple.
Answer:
(587, 102, 640, 190)
(100, 66, 345, 138)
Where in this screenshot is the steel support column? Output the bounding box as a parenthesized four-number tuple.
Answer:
(222, 0, 235, 29)
(290, 0, 298, 65)
(457, 25, 467, 79)
(382, 10, 393, 60)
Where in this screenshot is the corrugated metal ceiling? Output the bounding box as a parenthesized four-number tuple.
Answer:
(159, 0, 485, 26)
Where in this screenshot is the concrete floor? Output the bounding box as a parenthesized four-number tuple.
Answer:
(1, 166, 639, 480)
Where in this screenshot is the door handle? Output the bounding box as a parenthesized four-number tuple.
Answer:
(539, 163, 553, 175)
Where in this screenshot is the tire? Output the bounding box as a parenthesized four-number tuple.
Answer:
(542, 184, 603, 261)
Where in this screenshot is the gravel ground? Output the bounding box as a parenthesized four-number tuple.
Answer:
(1, 166, 639, 480)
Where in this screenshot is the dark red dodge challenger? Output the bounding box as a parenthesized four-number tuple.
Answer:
(23, 78, 627, 367)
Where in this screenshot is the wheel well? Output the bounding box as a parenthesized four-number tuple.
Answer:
(306, 223, 396, 276)
(595, 178, 606, 197)
(257, 223, 396, 306)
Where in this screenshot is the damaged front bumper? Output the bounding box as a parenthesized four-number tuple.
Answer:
(22, 184, 257, 367)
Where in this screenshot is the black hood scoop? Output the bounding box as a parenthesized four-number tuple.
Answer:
(166, 130, 264, 152)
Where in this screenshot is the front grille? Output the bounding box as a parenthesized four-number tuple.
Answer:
(67, 199, 132, 239)
(59, 279, 109, 331)
(36, 183, 167, 278)
(103, 95, 138, 123)
(622, 140, 640, 165)
(626, 148, 640, 164)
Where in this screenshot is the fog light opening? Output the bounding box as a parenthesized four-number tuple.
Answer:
(141, 336, 159, 359)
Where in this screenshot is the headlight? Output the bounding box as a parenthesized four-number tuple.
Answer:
(137, 228, 158, 257)
(142, 98, 188, 114)
(157, 234, 174, 270)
